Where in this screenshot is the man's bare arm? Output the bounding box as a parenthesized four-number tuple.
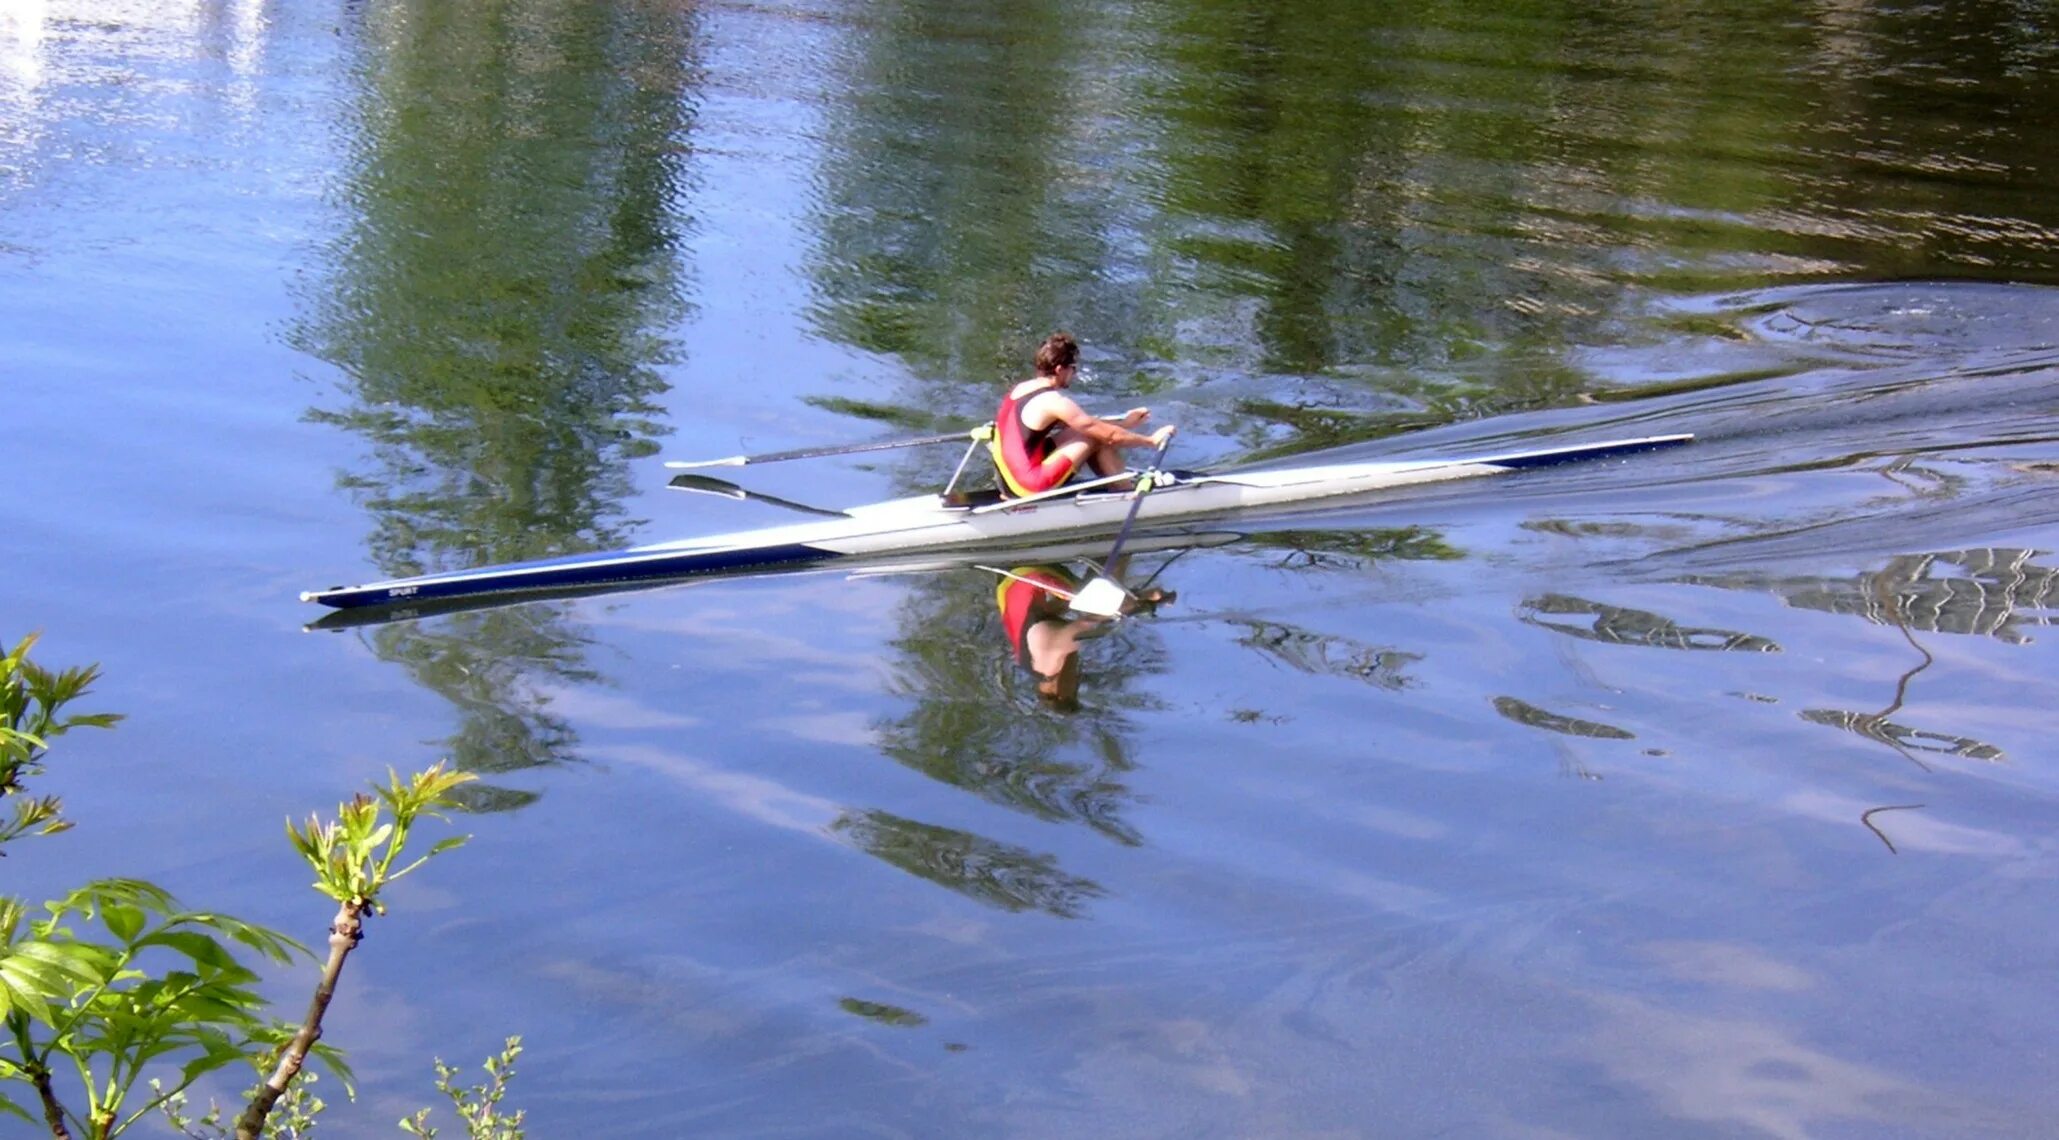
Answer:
(1042, 393, 1174, 448)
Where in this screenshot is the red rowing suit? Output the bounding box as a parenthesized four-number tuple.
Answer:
(991, 381, 1079, 498)
(995, 566, 1081, 669)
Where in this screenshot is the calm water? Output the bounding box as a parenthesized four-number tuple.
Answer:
(6, 0, 2059, 1136)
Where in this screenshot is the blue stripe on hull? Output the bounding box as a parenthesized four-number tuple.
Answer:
(307, 541, 835, 609)
(1488, 434, 1688, 470)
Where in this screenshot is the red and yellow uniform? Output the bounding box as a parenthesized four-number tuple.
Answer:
(995, 565, 1081, 668)
(989, 382, 1078, 498)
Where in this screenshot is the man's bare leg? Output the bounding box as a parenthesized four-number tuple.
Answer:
(1050, 428, 1127, 484)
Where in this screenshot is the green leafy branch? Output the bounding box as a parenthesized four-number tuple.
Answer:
(399, 1037, 526, 1140)
(235, 765, 475, 1140)
(0, 879, 326, 1140)
(0, 638, 491, 1139)
(0, 633, 120, 852)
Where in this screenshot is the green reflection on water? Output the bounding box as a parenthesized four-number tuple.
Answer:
(830, 807, 1106, 918)
(837, 997, 930, 1028)
(1523, 593, 1781, 652)
(803, 0, 2059, 452)
(1493, 695, 1636, 741)
(295, 0, 701, 793)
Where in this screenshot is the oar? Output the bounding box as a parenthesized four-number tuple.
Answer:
(666, 473, 848, 518)
(664, 429, 975, 470)
(1071, 436, 1175, 618)
(975, 565, 1082, 602)
(663, 413, 1134, 471)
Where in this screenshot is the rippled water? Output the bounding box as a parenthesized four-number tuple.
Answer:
(6, 1, 2059, 1136)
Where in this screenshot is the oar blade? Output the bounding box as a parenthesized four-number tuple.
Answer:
(1070, 576, 1130, 618)
(1072, 435, 1176, 617)
(667, 473, 748, 499)
(666, 473, 847, 518)
(664, 456, 747, 470)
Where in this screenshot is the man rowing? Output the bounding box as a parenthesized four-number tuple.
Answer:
(992, 332, 1175, 498)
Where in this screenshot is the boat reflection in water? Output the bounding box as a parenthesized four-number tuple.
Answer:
(306, 530, 1227, 632)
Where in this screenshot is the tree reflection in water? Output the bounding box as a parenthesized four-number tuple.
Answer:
(294, 0, 701, 804)
(831, 808, 1106, 919)
(1696, 548, 2050, 768)
(1522, 594, 1782, 653)
(1689, 548, 2059, 645)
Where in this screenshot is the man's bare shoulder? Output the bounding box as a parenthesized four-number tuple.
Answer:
(1021, 387, 1089, 427)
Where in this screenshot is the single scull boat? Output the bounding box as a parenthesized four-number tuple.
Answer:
(302, 433, 1690, 611)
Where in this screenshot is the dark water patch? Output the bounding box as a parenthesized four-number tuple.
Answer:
(1228, 618, 1421, 691)
(837, 997, 929, 1028)
(1521, 594, 1781, 653)
(1492, 696, 1636, 741)
(828, 808, 1105, 918)
(801, 393, 958, 432)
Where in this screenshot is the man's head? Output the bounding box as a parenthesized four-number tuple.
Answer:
(1034, 331, 1079, 380)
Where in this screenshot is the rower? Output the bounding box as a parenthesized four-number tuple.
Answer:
(991, 332, 1175, 498)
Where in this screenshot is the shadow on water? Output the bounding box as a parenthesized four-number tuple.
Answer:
(291, 0, 703, 805)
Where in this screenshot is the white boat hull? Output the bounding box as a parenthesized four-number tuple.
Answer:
(301, 434, 1689, 610)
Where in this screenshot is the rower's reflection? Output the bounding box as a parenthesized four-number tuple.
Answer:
(993, 561, 1171, 711)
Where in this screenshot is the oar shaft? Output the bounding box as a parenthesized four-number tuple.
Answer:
(665, 430, 972, 470)
(1104, 438, 1175, 562)
(1072, 438, 1175, 617)
(664, 414, 1131, 471)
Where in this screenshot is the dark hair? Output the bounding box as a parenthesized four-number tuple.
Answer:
(1033, 332, 1078, 377)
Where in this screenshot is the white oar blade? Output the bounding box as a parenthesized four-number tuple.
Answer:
(664, 456, 746, 470)
(1071, 576, 1130, 618)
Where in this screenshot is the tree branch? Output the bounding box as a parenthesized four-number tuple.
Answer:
(32, 1064, 73, 1139)
(234, 900, 362, 1140)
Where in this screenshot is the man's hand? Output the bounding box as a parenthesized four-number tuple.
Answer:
(1121, 407, 1150, 428)
(1149, 424, 1177, 447)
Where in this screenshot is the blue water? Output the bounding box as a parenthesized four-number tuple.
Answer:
(6, 2, 2059, 1136)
